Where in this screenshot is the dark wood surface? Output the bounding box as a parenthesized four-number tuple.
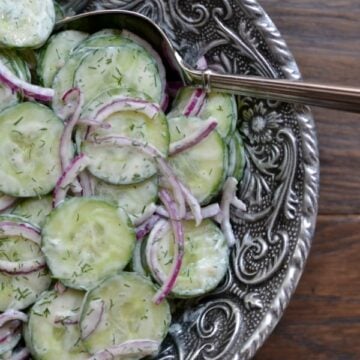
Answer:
(254, 1, 360, 359)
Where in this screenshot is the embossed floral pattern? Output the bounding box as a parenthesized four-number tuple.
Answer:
(240, 102, 283, 145)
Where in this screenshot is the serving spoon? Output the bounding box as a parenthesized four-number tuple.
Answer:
(58, 10, 360, 113)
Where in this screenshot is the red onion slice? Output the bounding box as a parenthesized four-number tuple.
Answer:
(78, 171, 94, 197)
(153, 190, 185, 304)
(132, 203, 157, 227)
(0, 222, 41, 246)
(136, 214, 161, 241)
(53, 153, 89, 207)
(145, 219, 169, 283)
(0, 320, 20, 344)
(179, 183, 202, 226)
(81, 299, 104, 340)
(156, 203, 220, 220)
(183, 88, 207, 117)
(92, 98, 160, 124)
(220, 177, 239, 247)
(88, 339, 160, 360)
(54, 281, 67, 294)
(169, 119, 218, 156)
(0, 60, 54, 102)
(0, 258, 45, 275)
(0, 195, 17, 212)
(60, 88, 84, 169)
(0, 310, 28, 327)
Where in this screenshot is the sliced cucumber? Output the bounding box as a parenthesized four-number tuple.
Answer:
(148, 219, 229, 297)
(42, 198, 136, 290)
(93, 176, 158, 222)
(25, 289, 89, 360)
(81, 99, 169, 185)
(74, 45, 162, 105)
(228, 130, 246, 181)
(52, 51, 92, 119)
(0, 216, 51, 311)
(37, 30, 89, 87)
(130, 239, 149, 278)
(168, 116, 227, 204)
(0, 0, 55, 48)
(80, 272, 171, 354)
(12, 196, 53, 228)
(170, 87, 237, 142)
(73, 34, 132, 53)
(0, 103, 63, 197)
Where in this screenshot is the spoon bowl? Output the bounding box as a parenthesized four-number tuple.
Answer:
(57, 9, 360, 112)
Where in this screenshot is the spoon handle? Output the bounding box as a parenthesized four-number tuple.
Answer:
(188, 69, 360, 113)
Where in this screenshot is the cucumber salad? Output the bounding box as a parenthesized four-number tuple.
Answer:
(0, 2, 246, 359)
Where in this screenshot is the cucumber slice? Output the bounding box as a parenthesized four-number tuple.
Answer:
(0, 0, 55, 48)
(170, 87, 237, 141)
(228, 130, 245, 181)
(73, 34, 132, 53)
(168, 116, 227, 204)
(42, 198, 136, 290)
(37, 30, 89, 87)
(93, 176, 158, 222)
(52, 51, 92, 119)
(12, 196, 53, 228)
(0, 103, 63, 197)
(25, 289, 89, 360)
(148, 219, 229, 297)
(80, 272, 171, 354)
(0, 215, 51, 311)
(74, 46, 162, 105)
(81, 99, 169, 185)
(130, 239, 149, 277)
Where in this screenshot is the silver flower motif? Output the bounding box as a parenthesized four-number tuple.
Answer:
(240, 102, 283, 145)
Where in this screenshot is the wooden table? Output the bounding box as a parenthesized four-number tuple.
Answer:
(254, 1, 360, 359)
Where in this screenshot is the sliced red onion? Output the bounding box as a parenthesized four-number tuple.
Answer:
(179, 183, 202, 226)
(60, 88, 84, 170)
(183, 88, 207, 117)
(0, 310, 28, 327)
(231, 196, 247, 211)
(54, 314, 80, 326)
(136, 214, 161, 241)
(78, 171, 94, 197)
(88, 339, 160, 360)
(145, 219, 170, 283)
(89, 136, 186, 218)
(169, 119, 218, 156)
(77, 118, 111, 128)
(0, 222, 41, 246)
(220, 177, 238, 247)
(132, 203, 157, 227)
(53, 154, 89, 207)
(153, 190, 184, 304)
(9, 347, 31, 360)
(0, 258, 45, 275)
(81, 299, 104, 340)
(0, 320, 20, 344)
(54, 281, 67, 294)
(0, 195, 17, 212)
(93, 98, 160, 124)
(0, 60, 54, 102)
(156, 203, 220, 221)
(196, 56, 208, 70)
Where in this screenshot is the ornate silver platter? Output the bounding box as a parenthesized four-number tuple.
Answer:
(59, 1, 319, 358)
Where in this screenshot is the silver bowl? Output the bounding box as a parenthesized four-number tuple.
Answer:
(57, 1, 319, 359)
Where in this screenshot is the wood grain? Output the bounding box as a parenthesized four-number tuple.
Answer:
(253, 1, 360, 358)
